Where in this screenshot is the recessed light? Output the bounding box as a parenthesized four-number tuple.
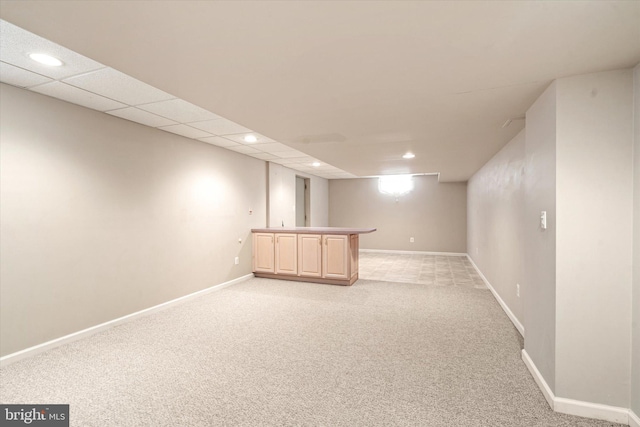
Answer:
(402, 152, 415, 159)
(312, 162, 321, 167)
(28, 53, 63, 67)
(243, 134, 258, 143)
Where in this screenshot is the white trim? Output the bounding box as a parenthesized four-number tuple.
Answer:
(522, 349, 632, 425)
(554, 397, 630, 425)
(0, 273, 253, 368)
(359, 249, 467, 256)
(522, 349, 555, 409)
(467, 255, 525, 336)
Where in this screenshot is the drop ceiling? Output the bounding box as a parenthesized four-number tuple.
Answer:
(1, 1, 639, 181)
(0, 20, 354, 180)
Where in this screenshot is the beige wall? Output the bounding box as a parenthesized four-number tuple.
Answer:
(329, 175, 467, 253)
(555, 69, 633, 407)
(267, 163, 328, 228)
(467, 130, 525, 326)
(0, 83, 267, 357)
(631, 63, 640, 416)
(522, 81, 558, 394)
(469, 69, 637, 413)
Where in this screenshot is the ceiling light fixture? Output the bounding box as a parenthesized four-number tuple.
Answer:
(402, 152, 415, 159)
(28, 53, 63, 67)
(243, 134, 258, 143)
(312, 162, 321, 167)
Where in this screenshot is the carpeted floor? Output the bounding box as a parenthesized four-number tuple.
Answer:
(0, 253, 623, 426)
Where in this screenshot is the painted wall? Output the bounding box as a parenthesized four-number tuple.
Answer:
(523, 81, 558, 394)
(470, 69, 637, 414)
(467, 130, 525, 326)
(0, 83, 267, 357)
(267, 163, 328, 228)
(630, 63, 640, 416)
(554, 69, 633, 407)
(329, 175, 467, 253)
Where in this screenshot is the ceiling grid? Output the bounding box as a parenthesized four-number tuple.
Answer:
(0, 19, 354, 179)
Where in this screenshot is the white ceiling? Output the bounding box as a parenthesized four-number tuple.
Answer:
(1, 1, 639, 181)
(0, 20, 355, 180)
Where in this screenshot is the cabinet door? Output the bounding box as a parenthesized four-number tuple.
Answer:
(322, 235, 349, 279)
(253, 233, 274, 273)
(298, 234, 322, 277)
(275, 233, 298, 275)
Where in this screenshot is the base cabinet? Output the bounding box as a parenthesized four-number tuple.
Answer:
(322, 235, 349, 280)
(252, 231, 360, 286)
(298, 234, 322, 277)
(253, 233, 274, 273)
(275, 233, 298, 275)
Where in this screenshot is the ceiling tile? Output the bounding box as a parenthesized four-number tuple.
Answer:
(107, 107, 177, 127)
(293, 165, 319, 172)
(312, 164, 339, 171)
(248, 152, 279, 161)
(333, 173, 357, 179)
(225, 145, 261, 155)
(268, 158, 290, 165)
(223, 132, 275, 145)
(137, 98, 219, 123)
(0, 61, 52, 87)
(273, 150, 309, 159)
(270, 157, 311, 165)
(188, 118, 252, 136)
(63, 67, 174, 105)
(197, 136, 240, 148)
(289, 165, 320, 175)
(30, 81, 127, 112)
(255, 142, 294, 152)
(158, 124, 212, 139)
(0, 20, 105, 79)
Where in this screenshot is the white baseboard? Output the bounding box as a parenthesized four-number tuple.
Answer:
(555, 397, 630, 425)
(467, 255, 525, 336)
(0, 273, 253, 368)
(522, 349, 632, 425)
(522, 349, 555, 409)
(359, 248, 467, 256)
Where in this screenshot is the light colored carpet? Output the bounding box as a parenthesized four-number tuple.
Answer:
(0, 254, 622, 426)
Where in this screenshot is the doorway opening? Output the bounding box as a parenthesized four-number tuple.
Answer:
(295, 176, 310, 227)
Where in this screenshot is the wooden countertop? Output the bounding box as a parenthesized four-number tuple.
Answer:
(251, 227, 376, 235)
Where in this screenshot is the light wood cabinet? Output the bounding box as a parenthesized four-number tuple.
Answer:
(275, 233, 298, 275)
(253, 233, 274, 273)
(322, 235, 349, 279)
(298, 234, 322, 277)
(350, 234, 359, 280)
(251, 227, 376, 286)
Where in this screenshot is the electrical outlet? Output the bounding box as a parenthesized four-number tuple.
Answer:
(234, 257, 239, 265)
(409, 237, 414, 243)
(516, 283, 520, 297)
